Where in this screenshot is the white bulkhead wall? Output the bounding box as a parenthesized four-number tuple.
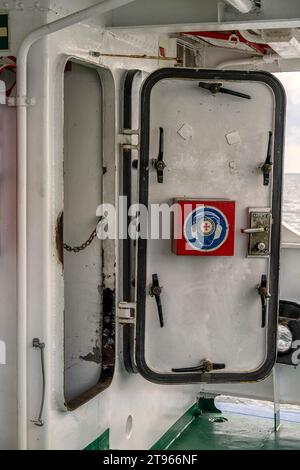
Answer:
(0, 2, 49, 451)
(28, 29, 197, 452)
(1, 3, 198, 450)
(0, 87, 17, 450)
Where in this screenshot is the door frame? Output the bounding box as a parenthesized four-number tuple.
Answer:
(135, 68, 286, 385)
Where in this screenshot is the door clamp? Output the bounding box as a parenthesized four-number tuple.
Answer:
(149, 273, 164, 327)
(172, 358, 225, 373)
(152, 127, 166, 183)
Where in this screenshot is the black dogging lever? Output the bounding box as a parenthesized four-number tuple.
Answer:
(150, 274, 164, 328)
(261, 131, 273, 186)
(153, 127, 166, 183)
(198, 82, 251, 100)
(172, 358, 225, 374)
(257, 274, 271, 328)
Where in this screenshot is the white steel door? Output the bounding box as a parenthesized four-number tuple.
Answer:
(129, 68, 285, 385)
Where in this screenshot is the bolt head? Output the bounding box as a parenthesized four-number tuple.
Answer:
(257, 242, 266, 252)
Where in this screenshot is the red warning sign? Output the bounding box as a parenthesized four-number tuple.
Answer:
(172, 199, 235, 256)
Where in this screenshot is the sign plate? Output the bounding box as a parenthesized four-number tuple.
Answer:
(172, 199, 235, 256)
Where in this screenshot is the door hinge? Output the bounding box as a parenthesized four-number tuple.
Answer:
(119, 129, 139, 150)
(118, 301, 136, 324)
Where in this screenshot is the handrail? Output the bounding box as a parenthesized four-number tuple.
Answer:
(30, 339, 45, 427)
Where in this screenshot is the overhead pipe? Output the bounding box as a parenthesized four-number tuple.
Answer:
(239, 29, 265, 44)
(217, 53, 279, 69)
(16, 0, 135, 450)
(223, 0, 255, 14)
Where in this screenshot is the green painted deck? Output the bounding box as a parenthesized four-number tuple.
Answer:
(85, 429, 109, 450)
(168, 411, 300, 450)
(86, 400, 300, 450)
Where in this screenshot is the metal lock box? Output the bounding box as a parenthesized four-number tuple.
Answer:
(242, 208, 272, 257)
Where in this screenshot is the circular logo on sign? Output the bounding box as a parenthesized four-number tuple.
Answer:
(184, 206, 229, 252)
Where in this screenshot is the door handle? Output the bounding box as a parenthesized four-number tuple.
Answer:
(153, 127, 166, 183)
(172, 358, 225, 373)
(149, 273, 164, 328)
(261, 131, 273, 186)
(198, 82, 251, 100)
(30, 338, 45, 427)
(257, 275, 271, 328)
(242, 227, 265, 234)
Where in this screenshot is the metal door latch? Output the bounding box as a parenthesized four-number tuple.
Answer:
(149, 273, 164, 327)
(198, 82, 251, 100)
(261, 131, 273, 186)
(257, 274, 271, 328)
(172, 358, 225, 373)
(152, 127, 166, 183)
(242, 209, 271, 257)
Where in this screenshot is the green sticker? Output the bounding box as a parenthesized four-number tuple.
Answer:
(0, 14, 9, 50)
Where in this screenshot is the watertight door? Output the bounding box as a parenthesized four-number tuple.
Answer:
(133, 68, 285, 384)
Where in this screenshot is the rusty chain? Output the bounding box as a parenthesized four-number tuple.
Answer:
(63, 225, 98, 253)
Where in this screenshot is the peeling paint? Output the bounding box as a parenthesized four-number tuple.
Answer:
(103, 287, 114, 315)
(56, 211, 64, 266)
(80, 346, 102, 364)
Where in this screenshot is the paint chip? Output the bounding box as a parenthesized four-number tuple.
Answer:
(178, 123, 194, 140)
(226, 131, 241, 145)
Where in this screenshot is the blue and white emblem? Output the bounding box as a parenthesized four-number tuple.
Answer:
(184, 205, 229, 252)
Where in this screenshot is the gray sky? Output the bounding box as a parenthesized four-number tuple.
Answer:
(276, 72, 300, 173)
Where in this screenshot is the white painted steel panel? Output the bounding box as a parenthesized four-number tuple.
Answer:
(64, 63, 103, 403)
(144, 78, 274, 374)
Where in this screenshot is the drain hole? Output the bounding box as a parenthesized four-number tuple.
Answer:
(126, 415, 133, 439)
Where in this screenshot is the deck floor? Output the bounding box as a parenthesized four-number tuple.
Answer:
(169, 411, 300, 450)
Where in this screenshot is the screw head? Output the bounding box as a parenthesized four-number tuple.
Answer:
(257, 242, 266, 252)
